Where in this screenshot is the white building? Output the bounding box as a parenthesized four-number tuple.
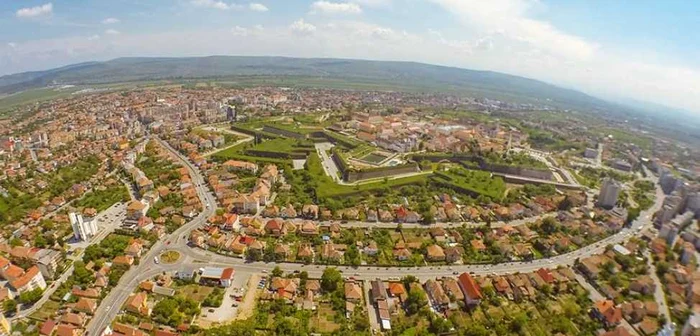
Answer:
(69, 212, 98, 241)
(598, 178, 622, 209)
(682, 312, 699, 336)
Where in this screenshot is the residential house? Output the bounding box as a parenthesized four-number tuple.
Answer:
(426, 244, 445, 262)
(457, 273, 483, 306)
(424, 279, 449, 311)
(344, 281, 363, 302)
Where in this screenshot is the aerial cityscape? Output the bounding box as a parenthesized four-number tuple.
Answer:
(2, 1, 700, 336)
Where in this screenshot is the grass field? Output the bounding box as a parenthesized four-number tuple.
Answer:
(598, 127, 654, 150)
(212, 141, 290, 165)
(306, 152, 428, 198)
(160, 250, 181, 264)
(0, 87, 84, 113)
(177, 284, 215, 302)
(360, 152, 388, 164)
(251, 138, 313, 153)
(28, 299, 61, 321)
(431, 168, 506, 200)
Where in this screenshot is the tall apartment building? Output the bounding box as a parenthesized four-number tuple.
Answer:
(598, 178, 622, 209)
(69, 212, 98, 242)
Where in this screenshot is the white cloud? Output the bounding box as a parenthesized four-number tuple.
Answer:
(102, 18, 120, 24)
(289, 19, 317, 35)
(249, 3, 269, 12)
(5, 12, 700, 114)
(16, 3, 53, 19)
(88, 35, 101, 41)
(431, 0, 597, 61)
(190, 0, 242, 10)
(105, 29, 120, 35)
(310, 1, 362, 15)
(231, 26, 249, 36)
(7, 42, 17, 49)
(351, 0, 391, 6)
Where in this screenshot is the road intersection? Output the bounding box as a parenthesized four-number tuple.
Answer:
(86, 137, 665, 335)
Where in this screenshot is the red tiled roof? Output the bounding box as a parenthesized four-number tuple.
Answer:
(221, 268, 234, 280)
(39, 320, 57, 335)
(458, 272, 482, 300)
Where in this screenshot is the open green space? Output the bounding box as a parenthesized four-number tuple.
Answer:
(160, 250, 181, 264)
(306, 153, 429, 199)
(211, 141, 290, 165)
(265, 122, 323, 135)
(250, 137, 314, 154)
(360, 152, 388, 164)
(0, 87, 83, 114)
(27, 299, 61, 321)
(574, 166, 634, 189)
(599, 127, 654, 150)
(177, 284, 215, 303)
(483, 151, 548, 169)
(75, 183, 130, 212)
(322, 130, 363, 149)
(431, 167, 506, 201)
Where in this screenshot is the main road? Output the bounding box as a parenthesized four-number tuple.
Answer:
(86, 137, 217, 336)
(87, 139, 665, 335)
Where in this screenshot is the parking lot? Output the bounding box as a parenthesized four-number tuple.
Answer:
(67, 202, 127, 251)
(198, 271, 256, 326)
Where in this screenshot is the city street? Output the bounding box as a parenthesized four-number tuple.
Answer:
(85, 136, 666, 336)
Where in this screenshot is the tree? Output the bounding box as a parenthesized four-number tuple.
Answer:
(429, 314, 453, 334)
(245, 248, 262, 261)
(540, 217, 559, 235)
(2, 300, 17, 316)
(558, 196, 573, 211)
(271, 266, 283, 278)
(321, 268, 342, 292)
(405, 289, 428, 315)
(463, 324, 490, 336)
(19, 288, 43, 305)
(344, 245, 361, 266)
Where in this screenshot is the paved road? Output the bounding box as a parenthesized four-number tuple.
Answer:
(645, 250, 672, 323)
(12, 202, 127, 321)
(87, 140, 665, 335)
(86, 137, 218, 336)
(315, 142, 340, 182)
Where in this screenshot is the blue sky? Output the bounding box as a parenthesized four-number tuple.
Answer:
(2, 0, 700, 113)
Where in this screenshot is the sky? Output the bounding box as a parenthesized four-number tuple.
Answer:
(2, 0, 700, 113)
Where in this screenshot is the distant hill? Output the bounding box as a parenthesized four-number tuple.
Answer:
(0, 56, 616, 111)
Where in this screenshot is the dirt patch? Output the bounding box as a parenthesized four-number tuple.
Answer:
(235, 273, 261, 320)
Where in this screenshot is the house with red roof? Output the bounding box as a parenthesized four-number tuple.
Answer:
(457, 272, 482, 306)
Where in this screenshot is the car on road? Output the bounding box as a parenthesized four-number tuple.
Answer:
(154, 257, 159, 264)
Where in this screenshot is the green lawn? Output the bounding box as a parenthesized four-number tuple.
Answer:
(212, 141, 290, 165)
(598, 127, 654, 150)
(251, 138, 313, 153)
(431, 168, 506, 200)
(0, 87, 83, 113)
(177, 284, 214, 302)
(306, 152, 428, 198)
(360, 152, 388, 164)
